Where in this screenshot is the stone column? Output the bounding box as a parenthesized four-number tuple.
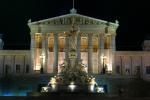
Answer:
(77, 33, 81, 59)
(53, 33, 58, 73)
(140, 56, 143, 78)
(45, 34, 49, 73)
(2, 55, 5, 76)
(110, 34, 116, 50)
(120, 56, 123, 75)
(23, 55, 26, 74)
(110, 34, 116, 74)
(98, 33, 104, 74)
(42, 33, 47, 73)
(30, 33, 35, 74)
(13, 55, 16, 75)
(65, 34, 69, 61)
(130, 56, 133, 76)
(88, 33, 93, 73)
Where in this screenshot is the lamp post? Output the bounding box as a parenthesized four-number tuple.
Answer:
(40, 54, 45, 74)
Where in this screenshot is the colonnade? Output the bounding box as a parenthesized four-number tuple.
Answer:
(31, 32, 116, 74)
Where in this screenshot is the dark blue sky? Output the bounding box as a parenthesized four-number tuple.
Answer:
(0, 0, 149, 50)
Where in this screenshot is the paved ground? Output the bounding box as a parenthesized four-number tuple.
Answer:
(0, 74, 150, 96)
(0, 96, 150, 100)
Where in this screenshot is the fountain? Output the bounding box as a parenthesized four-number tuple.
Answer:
(41, 17, 104, 94)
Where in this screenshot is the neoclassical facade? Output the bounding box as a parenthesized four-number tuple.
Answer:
(0, 9, 150, 80)
(28, 9, 118, 74)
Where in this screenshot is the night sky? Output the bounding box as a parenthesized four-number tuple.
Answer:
(0, 0, 149, 50)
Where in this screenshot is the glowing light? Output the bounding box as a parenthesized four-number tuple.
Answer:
(101, 56, 107, 59)
(35, 65, 41, 70)
(40, 54, 45, 68)
(87, 77, 96, 92)
(50, 77, 57, 85)
(41, 87, 49, 92)
(68, 81, 76, 92)
(88, 85, 95, 92)
(96, 87, 105, 93)
(2, 92, 13, 96)
(51, 85, 57, 91)
(107, 63, 112, 72)
(70, 81, 74, 85)
(89, 78, 96, 85)
(40, 54, 45, 59)
(101, 56, 107, 65)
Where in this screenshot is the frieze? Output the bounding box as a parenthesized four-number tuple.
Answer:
(31, 16, 108, 26)
(57, 16, 104, 25)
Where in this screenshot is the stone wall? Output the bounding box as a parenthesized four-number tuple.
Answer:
(115, 51, 150, 80)
(0, 50, 31, 77)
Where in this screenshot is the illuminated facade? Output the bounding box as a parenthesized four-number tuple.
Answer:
(0, 9, 150, 81)
(28, 9, 118, 74)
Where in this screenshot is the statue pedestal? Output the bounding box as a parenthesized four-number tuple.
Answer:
(41, 84, 96, 93)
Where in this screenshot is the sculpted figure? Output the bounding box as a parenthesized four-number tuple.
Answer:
(68, 24, 80, 51)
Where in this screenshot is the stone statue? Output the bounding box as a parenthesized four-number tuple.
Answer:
(41, 17, 101, 93)
(68, 24, 80, 51)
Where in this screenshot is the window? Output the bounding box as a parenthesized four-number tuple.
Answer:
(116, 65, 120, 74)
(81, 37, 87, 52)
(135, 66, 140, 75)
(48, 37, 54, 52)
(26, 65, 30, 73)
(16, 64, 20, 73)
(35, 35, 42, 48)
(104, 37, 109, 49)
(146, 66, 150, 74)
(104, 35, 111, 49)
(125, 68, 130, 75)
(5, 65, 10, 75)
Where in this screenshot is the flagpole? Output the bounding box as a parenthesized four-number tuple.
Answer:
(73, 0, 75, 9)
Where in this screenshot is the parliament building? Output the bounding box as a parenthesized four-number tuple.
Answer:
(0, 8, 150, 81)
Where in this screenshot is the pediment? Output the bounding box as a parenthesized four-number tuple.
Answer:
(28, 13, 118, 27)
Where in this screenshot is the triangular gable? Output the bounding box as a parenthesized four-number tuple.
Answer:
(28, 13, 118, 27)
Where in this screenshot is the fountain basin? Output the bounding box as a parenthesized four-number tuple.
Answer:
(41, 84, 99, 93)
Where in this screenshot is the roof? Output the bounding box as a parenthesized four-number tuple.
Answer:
(28, 8, 119, 28)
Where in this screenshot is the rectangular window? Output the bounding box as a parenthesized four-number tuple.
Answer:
(104, 36, 111, 49)
(5, 65, 10, 75)
(81, 37, 87, 52)
(48, 38, 54, 52)
(116, 65, 120, 74)
(146, 66, 150, 74)
(16, 64, 20, 73)
(26, 65, 30, 73)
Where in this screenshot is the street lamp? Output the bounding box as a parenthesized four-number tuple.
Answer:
(101, 56, 107, 74)
(40, 54, 45, 74)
